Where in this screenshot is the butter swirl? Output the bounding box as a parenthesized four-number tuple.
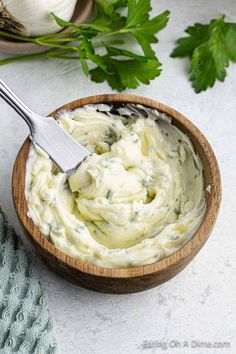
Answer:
(26, 104, 206, 268)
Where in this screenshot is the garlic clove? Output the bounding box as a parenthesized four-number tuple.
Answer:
(0, 0, 77, 37)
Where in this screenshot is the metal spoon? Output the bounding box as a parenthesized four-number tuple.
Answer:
(0, 79, 91, 172)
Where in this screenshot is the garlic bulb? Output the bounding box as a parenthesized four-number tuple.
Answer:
(0, 0, 77, 37)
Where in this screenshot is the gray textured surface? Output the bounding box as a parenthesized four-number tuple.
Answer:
(0, 1, 235, 353)
(0, 210, 57, 354)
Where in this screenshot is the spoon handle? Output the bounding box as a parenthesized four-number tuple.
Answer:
(0, 78, 39, 132)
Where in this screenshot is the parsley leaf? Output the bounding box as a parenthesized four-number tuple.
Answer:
(171, 16, 236, 93)
(171, 23, 210, 58)
(225, 23, 236, 61)
(126, 0, 151, 28)
(91, 55, 161, 91)
(96, 0, 128, 17)
(87, 44, 161, 91)
(128, 10, 170, 58)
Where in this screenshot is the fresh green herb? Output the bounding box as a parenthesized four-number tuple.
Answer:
(104, 127, 117, 146)
(169, 234, 179, 240)
(0, 0, 170, 91)
(141, 179, 150, 188)
(106, 189, 114, 199)
(64, 180, 70, 190)
(171, 16, 236, 92)
(52, 223, 63, 231)
(174, 208, 181, 218)
(193, 157, 201, 175)
(127, 260, 134, 266)
(75, 225, 85, 232)
(40, 193, 51, 202)
(130, 210, 139, 222)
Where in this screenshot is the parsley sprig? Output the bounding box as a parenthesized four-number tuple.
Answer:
(171, 16, 236, 93)
(0, 0, 170, 91)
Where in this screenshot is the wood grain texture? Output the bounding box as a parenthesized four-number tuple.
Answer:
(12, 94, 222, 293)
(0, 0, 94, 55)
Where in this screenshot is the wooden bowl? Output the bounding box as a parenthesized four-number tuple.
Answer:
(0, 0, 94, 55)
(12, 94, 221, 294)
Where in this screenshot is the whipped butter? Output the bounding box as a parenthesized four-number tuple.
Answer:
(25, 104, 206, 268)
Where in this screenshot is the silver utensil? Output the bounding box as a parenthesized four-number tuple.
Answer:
(0, 79, 91, 172)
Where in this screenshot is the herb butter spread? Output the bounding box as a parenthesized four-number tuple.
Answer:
(26, 104, 206, 268)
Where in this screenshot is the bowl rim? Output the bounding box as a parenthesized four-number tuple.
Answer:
(12, 94, 222, 278)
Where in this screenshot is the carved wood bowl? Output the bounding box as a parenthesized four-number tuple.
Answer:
(0, 0, 94, 54)
(12, 94, 221, 294)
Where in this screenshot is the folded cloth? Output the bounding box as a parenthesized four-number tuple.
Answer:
(0, 208, 57, 354)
